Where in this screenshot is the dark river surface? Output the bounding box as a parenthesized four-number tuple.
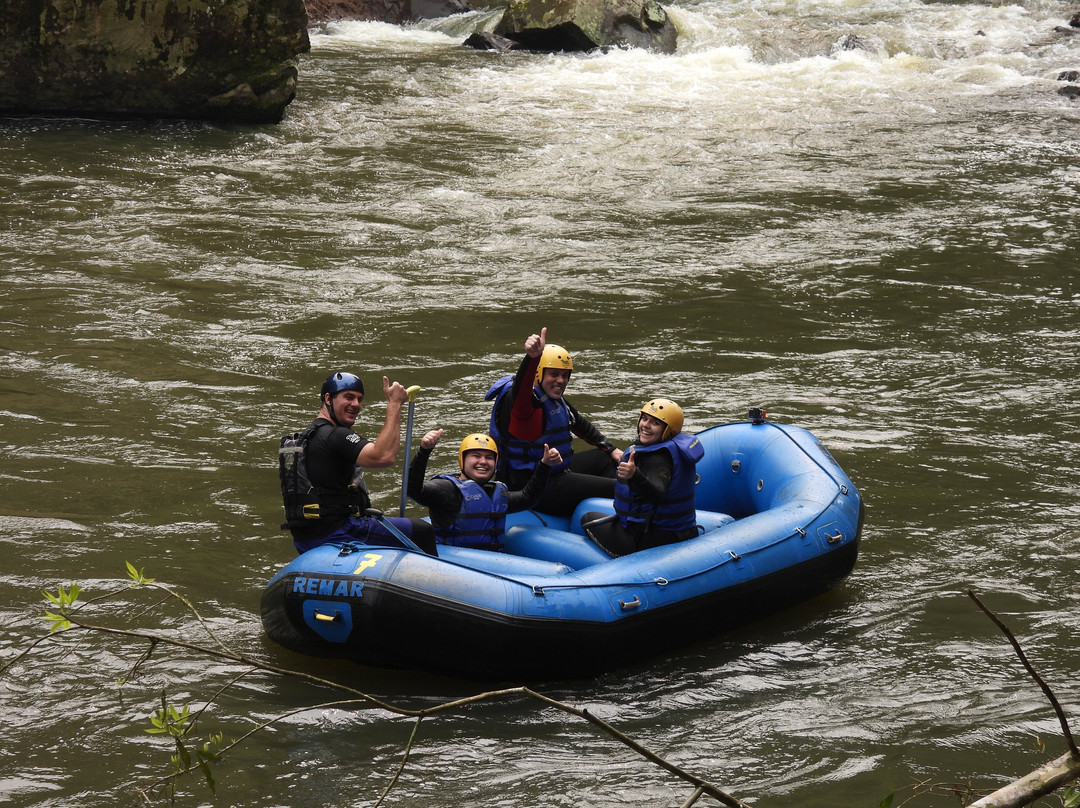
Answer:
(2, 0, 1079, 805)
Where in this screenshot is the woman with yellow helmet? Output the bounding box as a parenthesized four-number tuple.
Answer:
(484, 327, 623, 517)
(581, 397, 705, 557)
(406, 428, 563, 550)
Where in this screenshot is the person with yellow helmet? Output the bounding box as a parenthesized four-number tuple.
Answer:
(406, 429, 563, 550)
(484, 327, 623, 517)
(580, 397, 705, 557)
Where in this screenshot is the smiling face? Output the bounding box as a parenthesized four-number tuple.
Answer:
(461, 449, 497, 483)
(539, 368, 571, 399)
(325, 389, 363, 428)
(637, 412, 666, 445)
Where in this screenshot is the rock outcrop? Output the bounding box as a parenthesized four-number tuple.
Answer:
(304, 0, 471, 25)
(483, 0, 677, 54)
(305, 0, 407, 23)
(0, 0, 310, 123)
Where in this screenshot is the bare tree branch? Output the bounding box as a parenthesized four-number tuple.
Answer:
(967, 751, 1080, 808)
(373, 716, 425, 808)
(40, 608, 748, 806)
(966, 589, 1078, 758)
(17, 575, 1080, 808)
(963, 589, 1080, 808)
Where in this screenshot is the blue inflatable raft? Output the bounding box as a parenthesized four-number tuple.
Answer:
(260, 417, 864, 680)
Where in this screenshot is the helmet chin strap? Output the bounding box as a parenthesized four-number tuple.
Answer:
(324, 393, 344, 427)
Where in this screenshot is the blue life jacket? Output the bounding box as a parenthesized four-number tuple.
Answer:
(485, 375, 573, 475)
(432, 473, 510, 549)
(613, 432, 704, 533)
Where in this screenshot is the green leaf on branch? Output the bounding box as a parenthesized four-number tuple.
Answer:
(147, 694, 192, 738)
(196, 732, 224, 793)
(171, 742, 191, 771)
(147, 691, 225, 795)
(201, 732, 223, 763)
(41, 583, 81, 632)
(125, 561, 155, 586)
(43, 611, 69, 633)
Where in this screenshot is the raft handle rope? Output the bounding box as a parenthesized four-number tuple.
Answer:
(619, 596, 642, 610)
(336, 528, 840, 598)
(529, 487, 854, 596)
(582, 514, 617, 530)
(525, 509, 550, 527)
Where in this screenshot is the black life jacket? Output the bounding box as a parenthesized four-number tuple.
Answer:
(279, 423, 371, 530)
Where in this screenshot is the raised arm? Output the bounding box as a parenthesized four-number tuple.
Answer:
(407, 431, 443, 489)
(356, 376, 408, 468)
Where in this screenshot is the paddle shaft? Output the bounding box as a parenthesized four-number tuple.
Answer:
(399, 385, 421, 516)
(365, 508, 426, 554)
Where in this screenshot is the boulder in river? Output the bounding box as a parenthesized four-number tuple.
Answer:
(305, 0, 407, 23)
(0, 0, 310, 123)
(305, 0, 471, 24)
(484, 0, 678, 54)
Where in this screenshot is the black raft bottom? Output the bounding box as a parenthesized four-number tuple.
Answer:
(261, 538, 860, 682)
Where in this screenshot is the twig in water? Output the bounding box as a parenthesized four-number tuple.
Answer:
(966, 589, 1079, 759)
(373, 716, 425, 808)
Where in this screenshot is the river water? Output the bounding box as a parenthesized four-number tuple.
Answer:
(2, 0, 1079, 805)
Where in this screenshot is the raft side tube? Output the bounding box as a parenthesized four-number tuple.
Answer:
(438, 545, 576, 576)
(502, 524, 612, 569)
(693, 421, 857, 517)
(570, 496, 736, 539)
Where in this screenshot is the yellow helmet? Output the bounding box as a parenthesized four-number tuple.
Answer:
(458, 433, 498, 471)
(640, 398, 684, 441)
(535, 344, 573, 385)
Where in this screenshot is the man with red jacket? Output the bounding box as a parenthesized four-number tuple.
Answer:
(485, 328, 622, 517)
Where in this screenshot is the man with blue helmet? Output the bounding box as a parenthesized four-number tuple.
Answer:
(278, 371, 438, 556)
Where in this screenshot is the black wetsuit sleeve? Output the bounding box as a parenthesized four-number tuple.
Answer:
(566, 400, 617, 454)
(406, 447, 432, 500)
(626, 448, 673, 504)
(407, 448, 462, 516)
(506, 461, 553, 512)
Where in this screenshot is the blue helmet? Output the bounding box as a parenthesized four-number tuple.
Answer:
(320, 372, 364, 402)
